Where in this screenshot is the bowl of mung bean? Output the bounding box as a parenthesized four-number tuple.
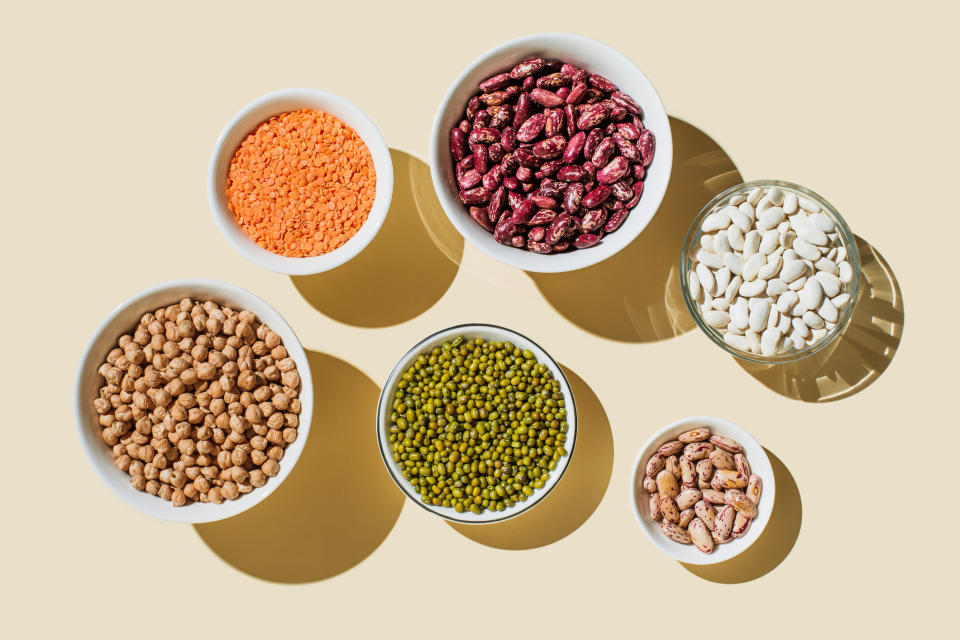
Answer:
(377, 324, 576, 523)
(75, 279, 313, 523)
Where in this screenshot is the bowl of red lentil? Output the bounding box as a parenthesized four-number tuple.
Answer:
(208, 89, 393, 275)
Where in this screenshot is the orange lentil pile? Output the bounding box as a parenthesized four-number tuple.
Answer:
(226, 109, 377, 257)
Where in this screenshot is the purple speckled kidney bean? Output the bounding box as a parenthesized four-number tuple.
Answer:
(510, 57, 545, 79)
(580, 208, 608, 233)
(591, 137, 615, 167)
(488, 186, 506, 219)
(506, 188, 524, 210)
(556, 165, 587, 182)
(450, 129, 469, 162)
(500, 126, 517, 152)
(529, 88, 564, 108)
(472, 145, 487, 174)
(612, 132, 640, 162)
(596, 156, 629, 185)
(457, 169, 482, 190)
(532, 135, 566, 159)
(563, 182, 585, 213)
(479, 72, 511, 93)
(516, 113, 546, 142)
(588, 73, 618, 92)
(528, 208, 558, 226)
(583, 128, 603, 158)
(604, 207, 629, 232)
(544, 109, 564, 137)
(582, 184, 612, 208)
(460, 186, 491, 205)
(470, 206, 494, 231)
(611, 91, 642, 116)
(529, 195, 558, 209)
(514, 148, 539, 168)
(574, 233, 601, 249)
(482, 166, 503, 191)
(576, 101, 611, 130)
(637, 129, 655, 167)
(545, 214, 575, 244)
(566, 81, 588, 105)
(611, 180, 634, 201)
(450, 55, 653, 254)
(511, 199, 536, 224)
(562, 131, 586, 164)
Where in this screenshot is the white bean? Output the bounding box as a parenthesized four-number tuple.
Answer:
(743, 253, 766, 281)
(758, 255, 782, 280)
(743, 230, 761, 259)
(838, 260, 853, 283)
(781, 259, 806, 283)
(696, 263, 716, 295)
(782, 192, 798, 214)
(730, 297, 749, 330)
(703, 310, 730, 328)
(766, 278, 788, 296)
(811, 212, 835, 232)
(688, 271, 702, 302)
(727, 225, 745, 251)
(759, 229, 779, 255)
(832, 292, 851, 309)
(815, 271, 842, 297)
(818, 298, 838, 323)
(702, 211, 731, 232)
(713, 232, 731, 257)
(759, 206, 785, 229)
(715, 266, 731, 295)
(798, 196, 821, 212)
(802, 310, 825, 329)
(739, 278, 767, 297)
(724, 333, 750, 350)
(746, 187, 763, 206)
(798, 224, 828, 246)
(793, 237, 820, 261)
(696, 248, 724, 270)
(760, 327, 781, 356)
(723, 252, 744, 276)
(776, 291, 799, 313)
(748, 298, 770, 332)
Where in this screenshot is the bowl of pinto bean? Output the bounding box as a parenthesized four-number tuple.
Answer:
(430, 33, 672, 273)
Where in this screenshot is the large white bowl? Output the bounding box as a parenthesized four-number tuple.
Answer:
(207, 88, 394, 275)
(631, 416, 775, 565)
(376, 324, 577, 524)
(430, 33, 673, 273)
(74, 279, 313, 523)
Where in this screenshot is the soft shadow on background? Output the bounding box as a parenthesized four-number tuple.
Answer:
(195, 351, 403, 583)
(450, 366, 613, 549)
(683, 448, 801, 583)
(528, 117, 742, 342)
(737, 238, 903, 402)
(292, 149, 463, 327)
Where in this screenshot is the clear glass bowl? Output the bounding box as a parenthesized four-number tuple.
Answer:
(680, 179, 861, 364)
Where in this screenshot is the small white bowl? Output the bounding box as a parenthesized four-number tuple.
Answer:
(74, 279, 314, 523)
(631, 416, 775, 565)
(430, 33, 673, 273)
(376, 324, 577, 524)
(207, 88, 394, 276)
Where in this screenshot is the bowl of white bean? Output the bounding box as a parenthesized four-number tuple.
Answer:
(680, 180, 861, 363)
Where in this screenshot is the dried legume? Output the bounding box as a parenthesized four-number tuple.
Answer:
(388, 336, 569, 514)
(451, 58, 655, 253)
(226, 109, 376, 257)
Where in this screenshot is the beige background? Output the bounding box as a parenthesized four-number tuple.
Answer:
(2, 0, 955, 636)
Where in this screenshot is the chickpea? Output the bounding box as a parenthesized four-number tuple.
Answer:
(250, 449, 267, 466)
(102, 429, 119, 446)
(131, 474, 147, 491)
(237, 370, 257, 391)
(282, 428, 298, 444)
(261, 459, 280, 477)
(250, 435, 268, 451)
(152, 453, 168, 470)
(114, 404, 132, 424)
(249, 469, 267, 488)
(157, 484, 173, 501)
(180, 368, 198, 386)
(171, 488, 187, 507)
(230, 448, 248, 466)
(129, 460, 145, 477)
(281, 371, 300, 389)
(185, 466, 201, 482)
(145, 480, 160, 495)
(272, 392, 290, 411)
(239, 391, 254, 408)
(114, 454, 132, 472)
(138, 444, 155, 462)
(266, 413, 284, 430)
(221, 481, 239, 500)
(144, 463, 159, 481)
(266, 446, 284, 462)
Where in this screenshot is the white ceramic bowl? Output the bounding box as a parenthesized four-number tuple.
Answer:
(377, 324, 577, 523)
(631, 416, 775, 565)
(74, 279, 314, 523)
(430, 33, 673, 273)
(207, 88, 394, 275)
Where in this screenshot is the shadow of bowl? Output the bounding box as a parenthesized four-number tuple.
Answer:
(194, 351, 404, 583)
(448, 365, 613, 549)
(736, 237, 904, 402)
(682, 448, 801, 583)
(291, 149, 463, 327)
(527, 117, 742, 343)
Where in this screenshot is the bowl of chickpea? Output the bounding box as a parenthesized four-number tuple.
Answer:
(74, 279, 313, 523)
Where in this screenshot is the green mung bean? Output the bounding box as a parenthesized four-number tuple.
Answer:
(388, 337, 569, 514)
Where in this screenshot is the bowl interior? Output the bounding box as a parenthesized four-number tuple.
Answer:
(75, 279, 313, 524)
(377, 324, 577, 524)
(208, 89, 394, 276)
(680, 179, 862, 364)
(631, 416, 775, 565)
(430, 33, 673, 273)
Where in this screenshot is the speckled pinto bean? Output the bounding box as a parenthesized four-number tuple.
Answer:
(644, 430, 762, 553)
(451, 56, 654, 252)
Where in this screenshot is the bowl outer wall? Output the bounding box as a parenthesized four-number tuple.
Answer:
(376, 323, 577, 524)
(74, 279, 313, 524)
(430, 33, 672, 273)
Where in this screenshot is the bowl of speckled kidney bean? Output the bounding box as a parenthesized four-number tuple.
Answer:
(430, 33, 673, 273)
